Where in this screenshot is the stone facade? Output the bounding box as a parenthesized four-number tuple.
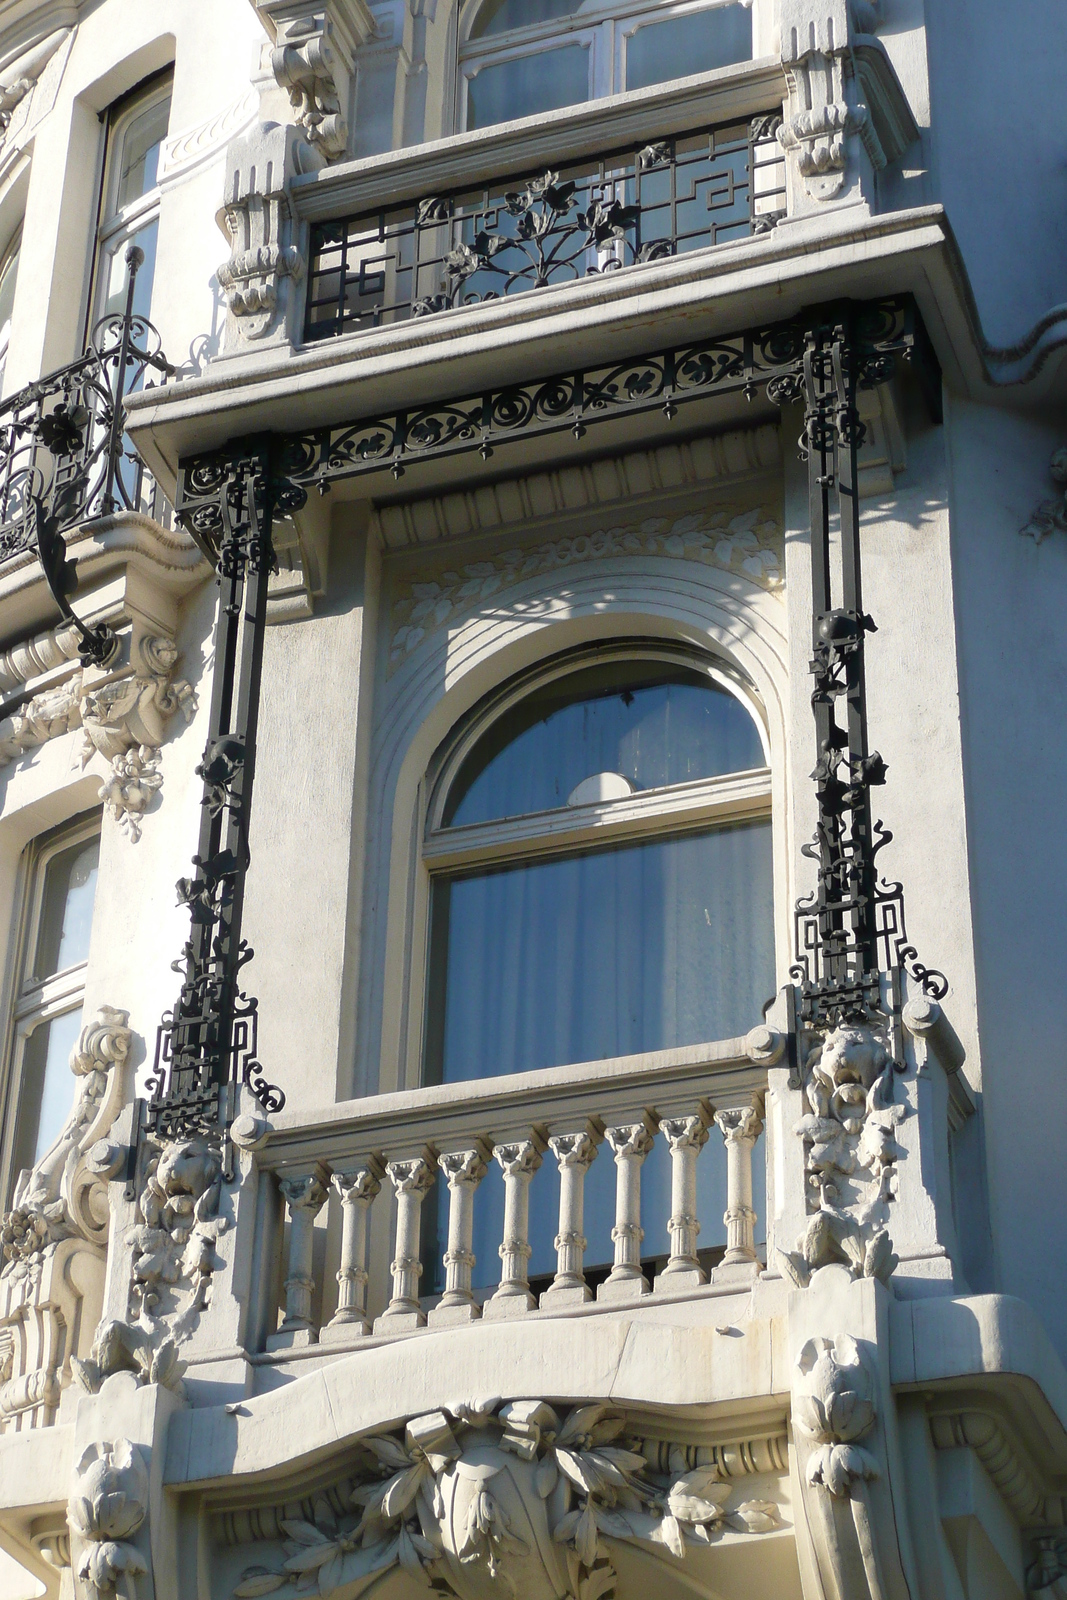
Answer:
(0, 2, 1061, 1600)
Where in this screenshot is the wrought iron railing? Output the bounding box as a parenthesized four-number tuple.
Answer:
(304, 113, 785, 341)
(0, 246, 173, 664)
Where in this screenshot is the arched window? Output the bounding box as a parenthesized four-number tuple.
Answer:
(0, 232, 21, 391)
(459, 0, 752, 129)
(423, 645, 774, 1085)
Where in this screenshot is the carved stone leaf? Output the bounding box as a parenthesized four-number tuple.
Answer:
(233, 1570, 286, 1597)
(576, 1504, 599, 1567)
(536, 1456, 558, 1497)
(555, 1448, 598, 1494)
(281, 1519, 331, 1547)
(557, 1404, 613, 1446)
(659, 1513, 687, 1559)
(365, 1435, 412, 1471)
(730, 1500, 779, 1533)
(382, 1463, 427, 1520)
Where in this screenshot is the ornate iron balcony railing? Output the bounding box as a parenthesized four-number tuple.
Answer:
(304, 113, 786, 342)
(0, 247, 172, 664)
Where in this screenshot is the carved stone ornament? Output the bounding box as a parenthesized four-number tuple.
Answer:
(231, 1399, 780, 1598)
(0, 28, 70, 145)
(72, 1135, 226, 1397)
(255, 0, 375, 160)
(776, 0, 891, 205)
(80, 635, 197, 841)
(1, 1008, 132, 1282)
(1020, 447, 1067, 542)
(779, 1024, 906, 1287)
(218, 119, 324, 346)
(67, 1438, 149, 1600)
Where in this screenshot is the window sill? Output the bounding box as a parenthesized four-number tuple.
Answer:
(289, 55, 784, 223)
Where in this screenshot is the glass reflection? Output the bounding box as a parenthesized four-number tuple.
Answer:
(624, 4, 752, 91)
(445, 661, 765, 826)
(34, 837, 99, 980)
(11, 1007, 83, 1176)
(466, 42, 591, 128)
(426, 819, 774, 1083)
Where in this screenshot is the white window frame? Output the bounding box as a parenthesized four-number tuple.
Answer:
(419, 641, 772, 1082)
(89, 70, 173, 330)
(0, 814, 100, 1202)
(457, 0, 753, 130)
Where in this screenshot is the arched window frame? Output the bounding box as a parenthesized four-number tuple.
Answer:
(417, 638, 773, 1085)
(89, 67, 173, 329)
(455, 0, 755, 132)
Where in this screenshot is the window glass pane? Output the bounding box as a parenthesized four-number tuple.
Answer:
(624, 3, 752, 91)
(34, 837, 99, 980)
(101, 216, 158, 320)
(471, 0, 581, 35)
(116, 94, 171, 211)
(0, 236, 19, 383)
(426, 818, 774, 1082)
(466, 42, 591, 128)
(11, 1008, 82, 1177)
(445, 661, 764, 826)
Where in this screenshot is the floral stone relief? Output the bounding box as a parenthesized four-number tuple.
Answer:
(67, 1437, 149, 1600)
(779, 1024, 906, 1288)
(388, 504, 783, 670)
(73, 1136, 227, 1398)
(232, 1399, 781, 1599)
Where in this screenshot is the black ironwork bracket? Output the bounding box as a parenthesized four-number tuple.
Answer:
(143, 293, 944, 1151)
(766, 302, 948, 1038)
(0, 244, 173, 665)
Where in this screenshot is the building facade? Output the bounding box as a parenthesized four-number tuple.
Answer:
(0, 0, 1061, 1596)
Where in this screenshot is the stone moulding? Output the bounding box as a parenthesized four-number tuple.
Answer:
(388, 500, 784, 670)
(226, 1398, 784, 1599)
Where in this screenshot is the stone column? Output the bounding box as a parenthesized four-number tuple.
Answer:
(484, 1139, 542, 1319)
(429, 1145, 489, 1326)
(599, 1120, 656, 1300)
(656, 1112, 710, 1291)
(374, 1154, 436, 1331)
(321, 1165, 382, 1343)
(540, 1130, 599, 1308)
(266, 1168, 328, 1349)
(712, 1103, 764, 1284)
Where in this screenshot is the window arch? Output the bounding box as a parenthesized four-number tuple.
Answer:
(458, 0, 753, 129)
(422, 641, 774, 1085)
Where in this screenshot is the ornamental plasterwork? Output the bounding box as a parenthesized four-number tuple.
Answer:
(388, 503, 783, 671)
(779, 1024, 906, 1288)
(0, 633, 197, 841)
(230, 1399, 781, 1599)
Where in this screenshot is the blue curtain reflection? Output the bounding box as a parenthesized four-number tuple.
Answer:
(428, 819, 774, 1083)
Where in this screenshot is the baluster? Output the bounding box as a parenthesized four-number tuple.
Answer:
(541, 1129, 599, 1308)
(712, 1102, 764, 1284)
(429, 1144, 490, 1326)
(656, 1113, 711, 1291)
(266, 1168, 329, 1349)
(321, 1164, 382, 1343)
(599, 1119, 657, 1300)
(485, 1139, 543, 1319)
(374, 1153, 437, 1331)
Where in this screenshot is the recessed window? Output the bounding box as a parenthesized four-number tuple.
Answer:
(424, 650, 773, 1084)
(93, 72, 172, 325)
(459, 0, 752, 130)
(0, 232, 21, 390)
(6, 821, 100, 1195)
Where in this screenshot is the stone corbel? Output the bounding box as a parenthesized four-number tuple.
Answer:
(255, 0, 376, 160)
(776, 0, 917, 211)
(80, 635, 198, 841)
(217, 118, 325, 349)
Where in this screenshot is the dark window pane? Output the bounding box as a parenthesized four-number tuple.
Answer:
(624, 4, 752, 91)
(10, 1008, 82, 1183)
(34, 838, 99, 980)
(426, 819, 774, 1083)
(471, 0, 581, 37)
(466, 43, 591, 128)
(445, 661, 764, 826)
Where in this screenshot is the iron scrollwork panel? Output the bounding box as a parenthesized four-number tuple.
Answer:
(304, 115, 785, 340)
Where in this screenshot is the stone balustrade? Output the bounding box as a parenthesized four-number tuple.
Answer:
(257, 1029, 779, 1350)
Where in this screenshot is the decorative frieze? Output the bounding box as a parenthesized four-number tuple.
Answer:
(230, 1398, 780, 1598)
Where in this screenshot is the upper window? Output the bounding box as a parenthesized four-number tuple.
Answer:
(0, 232, 20, 390)
(459, 0, 752, 129)
(93, 72, 172, 325)
(423, 647, 774, 1084)
(4, 818, 100, 1198)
